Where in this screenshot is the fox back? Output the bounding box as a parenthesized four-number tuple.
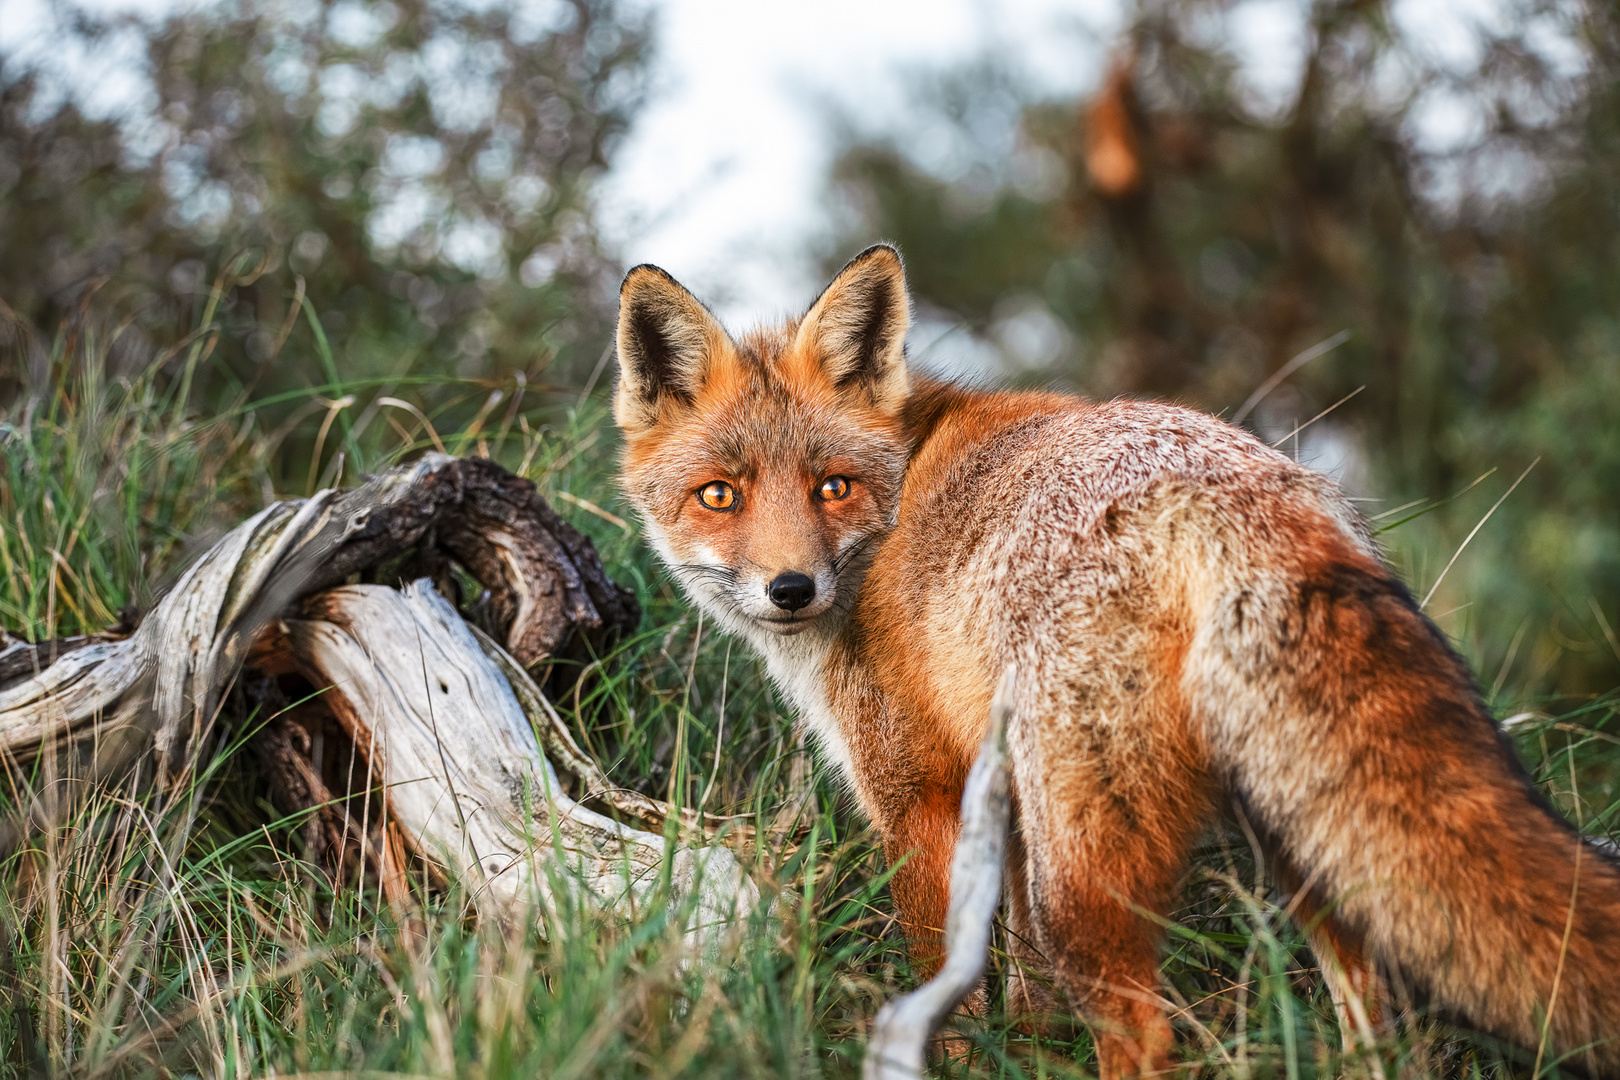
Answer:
(614, 245, 1620, 1078)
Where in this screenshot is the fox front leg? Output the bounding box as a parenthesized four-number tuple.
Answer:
(880, 779, 991, 1017)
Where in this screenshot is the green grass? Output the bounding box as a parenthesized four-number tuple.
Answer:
(2, 316, 1617, 1079)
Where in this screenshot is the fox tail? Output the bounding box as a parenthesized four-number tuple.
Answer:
(1197, 547, 1620, 1075)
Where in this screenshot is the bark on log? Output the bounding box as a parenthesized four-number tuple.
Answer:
(0, 455, 636, 776)
(863, 669, 1015, 1079)
(0, 454, 755, 942)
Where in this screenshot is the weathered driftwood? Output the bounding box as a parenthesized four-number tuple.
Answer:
(283, 581, 753, 937)
(0, 454, 755, 941)
(0, 610, 136, 687)
(0, 455, 635, 775)
(863, 670, 1014, 1080)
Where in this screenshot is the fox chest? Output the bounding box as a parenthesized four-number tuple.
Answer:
(763, 627, 993, 825)
(761, 644, 867, 816)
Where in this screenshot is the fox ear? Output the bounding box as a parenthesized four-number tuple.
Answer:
(794, 244, 911, 412)
(614, 264, 731, 430)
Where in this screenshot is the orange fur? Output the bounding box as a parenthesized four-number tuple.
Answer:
(614, 245, 1620, 1078)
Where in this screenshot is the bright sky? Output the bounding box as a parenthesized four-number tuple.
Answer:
(598, 0, 1119, 324)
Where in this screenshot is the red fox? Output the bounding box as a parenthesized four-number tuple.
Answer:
(611, 244, 1620, 1077)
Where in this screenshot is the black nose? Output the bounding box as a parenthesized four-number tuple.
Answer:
(768, 572, 816, 612)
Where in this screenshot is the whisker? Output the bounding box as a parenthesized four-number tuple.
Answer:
(662, 563, 755, 623)
(670, 562, 740, 585)
(833, 533, 878, 574)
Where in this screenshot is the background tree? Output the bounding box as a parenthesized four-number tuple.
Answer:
(0, 0, 648, 420)
(824, 0, 1620, 695)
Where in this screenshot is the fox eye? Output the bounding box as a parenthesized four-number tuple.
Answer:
(819, 476, 851, 501)
(698, 482, 736, 511)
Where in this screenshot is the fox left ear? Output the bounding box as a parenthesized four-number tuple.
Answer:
(794, 244, 911, 413)
(614, 264, 733, 431)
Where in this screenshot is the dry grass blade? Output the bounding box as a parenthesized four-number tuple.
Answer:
(1420, 458, 1539, 611)
(1231, 330, 1352, 427)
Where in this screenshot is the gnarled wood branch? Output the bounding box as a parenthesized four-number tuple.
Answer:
(0, 454, 755, 941)
(283, 581, 753, 939)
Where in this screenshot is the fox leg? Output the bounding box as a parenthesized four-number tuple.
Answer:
(1017, 820, 1188, 1077)
(880, 778, 996, 1065)
(881, 777, 994, 1021)
(1009, 674, 1215, 1079)
(1276, 861, 1388, 1057)
(1306, 915, 1386, 1061)
(1004, 826, 1066, 1029)
(883, 782, 958, 977)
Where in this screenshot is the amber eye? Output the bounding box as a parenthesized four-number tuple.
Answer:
(819, 476, 851, 501)
(698, 482, 736, 511)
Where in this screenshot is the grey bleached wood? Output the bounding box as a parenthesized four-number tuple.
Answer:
(0, 454, 751, 942)
(862, 668, 1015, 1080)
(0, 453, 641, 776)
(0, 498, 304, 784)
(0, 454, 754, 837)
(286, 582, 755, 941)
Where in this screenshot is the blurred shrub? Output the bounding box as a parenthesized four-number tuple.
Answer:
(0, 0, 648, 410)
(824, 0, 1620, 694)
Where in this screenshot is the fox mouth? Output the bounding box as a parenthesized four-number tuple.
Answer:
(756, 613, 820, 636)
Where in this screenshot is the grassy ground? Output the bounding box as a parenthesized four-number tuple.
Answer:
(1, 319, 1617, 1079)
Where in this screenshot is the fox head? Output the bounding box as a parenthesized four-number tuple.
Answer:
(613, 244, 913, 640)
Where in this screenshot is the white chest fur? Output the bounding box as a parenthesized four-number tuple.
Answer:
(757, 632, 857, 785)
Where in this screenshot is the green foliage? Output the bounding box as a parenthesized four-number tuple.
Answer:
(0, 322, 268, 638)
(0, 0, 648, 412)
(823, 0, 1620, 694)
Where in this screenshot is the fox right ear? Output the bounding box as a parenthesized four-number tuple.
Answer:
(793, 244, 911, 414)
(614, 265, 731, 430)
